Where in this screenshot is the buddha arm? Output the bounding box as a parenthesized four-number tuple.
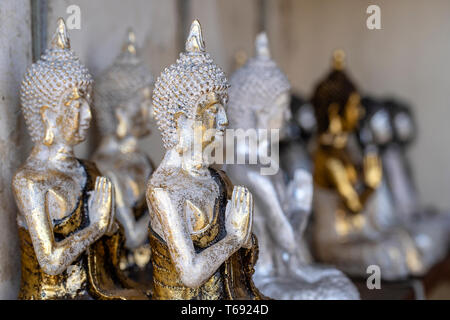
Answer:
(326, 158, 367, 213)
(245, 170, 296, 253)
(107, 172, 149, 249)
(13, 176, 106, 276)
(148, 187, 243, 288)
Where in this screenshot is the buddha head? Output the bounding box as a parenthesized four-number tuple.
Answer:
(312, 50, 362, 147)
(152, 20, 229, 155)
(20, 18, 93, 147)
(228, 32, 291, 134)
(94, 29, 154, 140)
(385, 99, 416, 146)
(358, 97, 393, 148)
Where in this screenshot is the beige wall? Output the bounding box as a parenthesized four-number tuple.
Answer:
(0, 0, 32, 299)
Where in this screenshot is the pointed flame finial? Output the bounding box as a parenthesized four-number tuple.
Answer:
(333, 49, 346, 70)
(255, 32, 270, 59)
(123, 28, 137, 55)
(185, 19, 205, 53)
(51, 18, 70, 49)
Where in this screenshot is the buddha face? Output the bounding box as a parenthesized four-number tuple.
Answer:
(45, 86, 92, 146)
(174, 91, 228, 158)
(256, 91, 291, 134)
(394, 111, 414, 143)
(343, 92, 362, 132)
(115, 86, 153, 139)
(195, 91, 228, 148)
(370, 109, 392, 145)
(296, 103, 316, 135)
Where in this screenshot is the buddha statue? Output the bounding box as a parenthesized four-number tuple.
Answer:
(226, 33, 359, 299)
(311, 50, 426, 280)
(356, 96, 398, 232)
(146, 20, 264, 300)
(382, 99, 425, 220)
(92, 29, 154, 284)
(358, 97, 449, 272)
(12, 18, 147, 300)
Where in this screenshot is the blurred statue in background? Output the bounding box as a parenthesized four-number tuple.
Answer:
(13, 18, 147, 299)
(226, 34, 359, 299)
(280, 94, 316, 194)
(279, 95, 317, 263)
(312, 50, 426, 280)
(147, 20, 264, 300)
(358, 97, 449, 273)
(92, 29, 154, 285)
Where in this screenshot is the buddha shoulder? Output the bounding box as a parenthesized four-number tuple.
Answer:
(12, 167, 52, 195)
(148, 166, 187, 190)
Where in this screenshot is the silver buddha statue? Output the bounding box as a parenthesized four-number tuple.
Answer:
(226, 34, 359, 299)
(13, 18, 147, 299)
(92, 29, 154, 284)
(146, 20, 264, 300)
(358, 97, 449, 273)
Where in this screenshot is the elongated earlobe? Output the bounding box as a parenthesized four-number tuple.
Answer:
(328, 103, 342, 134)
(174, 112, 189, 154)
(115, 109, 128, 139)
(43, 127, 55, 146)
(40, 106, 54, 146)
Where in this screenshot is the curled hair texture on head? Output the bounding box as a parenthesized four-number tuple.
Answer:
(311, 50, 358, 134)
(228, 32, 290, 130)
(152, 20, 229, 150)
(20, 18, 93, 143)
(94, 29, 154, 135)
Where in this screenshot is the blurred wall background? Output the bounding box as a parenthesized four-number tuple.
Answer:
(1, 0, 450, 298)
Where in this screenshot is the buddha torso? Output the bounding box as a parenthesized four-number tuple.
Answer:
(313, 144, 386, 242)
(94, 147, 152, 218)
(148, 167, 262, 300)
(18, 160, 91, 299)
(17, 159, 147, 300)
(93, 145, 154, 283)
(227, 145, 360, 300)
(226, 162, 288, 275)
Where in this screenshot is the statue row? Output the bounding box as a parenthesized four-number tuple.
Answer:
(12, 18, 449, 300)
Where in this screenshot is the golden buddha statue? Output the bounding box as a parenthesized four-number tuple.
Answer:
(146, 20, 264, 300)
(13, 18, 147, 300)
(92, 29, 154, 284)
(311, 50, 425, 280)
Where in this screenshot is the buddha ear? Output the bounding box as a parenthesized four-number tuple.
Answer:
(174, 111, 189, 154)
(174, 111, 188, 130)
(40, 106, 54, 146)
(115, 107, 128, 138)
(328, 103, 342, 134)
